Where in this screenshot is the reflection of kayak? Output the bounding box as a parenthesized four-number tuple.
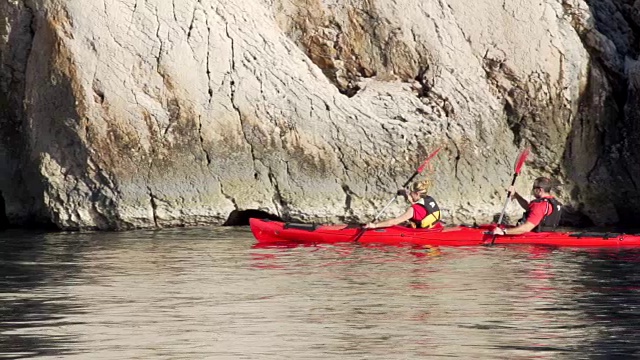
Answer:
(249, 218, 640, 248)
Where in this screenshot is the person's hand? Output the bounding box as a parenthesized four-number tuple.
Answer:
(493, 227, 506, 235)
(364, 223, 377, 229)
(396, 189, 408, 197)
(508, 185, 517, 199)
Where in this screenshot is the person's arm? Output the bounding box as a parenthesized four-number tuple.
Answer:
(494, 221, 536, 235)
(494, 201, 545, 235)
(512, 192, 529, 210)
(509, 186, 529, 210)
(366, 208, 414, 228)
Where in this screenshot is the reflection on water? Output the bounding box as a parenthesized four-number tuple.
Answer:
(1, 227, 640, 359)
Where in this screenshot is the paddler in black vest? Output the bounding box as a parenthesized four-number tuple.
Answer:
(364, 180, 442, 229)
(493, 177, 562, 235)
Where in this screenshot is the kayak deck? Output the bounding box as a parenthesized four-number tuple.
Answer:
(249, 218, 640, 248)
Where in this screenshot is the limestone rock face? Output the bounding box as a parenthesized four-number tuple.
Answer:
(0, 0, 635, 229)
(563, 0, 640, 225)
(0, 0, 44, 225)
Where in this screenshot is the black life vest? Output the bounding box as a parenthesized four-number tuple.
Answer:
(524, 197, 562, 232)
(410, 196, 441, 229)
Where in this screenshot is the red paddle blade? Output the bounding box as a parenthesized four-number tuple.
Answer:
(514, 147, 530, 175)
(417, 147, 442, 174)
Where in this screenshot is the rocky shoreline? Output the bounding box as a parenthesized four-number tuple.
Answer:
(0, 0, 638, 230)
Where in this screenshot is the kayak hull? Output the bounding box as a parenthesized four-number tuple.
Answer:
(249, 218, 640, 248)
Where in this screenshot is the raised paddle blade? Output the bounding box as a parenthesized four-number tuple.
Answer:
(514, 147, 530, 175)
(417, 147, 442, 174)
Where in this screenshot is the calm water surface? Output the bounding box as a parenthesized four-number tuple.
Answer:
(1, 226, 640, 359)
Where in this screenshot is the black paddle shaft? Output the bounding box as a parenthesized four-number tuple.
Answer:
(401, 171, 420, 189)
(497, 173, 518, 224)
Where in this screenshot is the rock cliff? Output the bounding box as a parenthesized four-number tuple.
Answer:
(0, 0, 636, 229)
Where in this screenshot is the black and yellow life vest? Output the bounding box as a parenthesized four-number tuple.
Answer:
(410, 196, 441, 229)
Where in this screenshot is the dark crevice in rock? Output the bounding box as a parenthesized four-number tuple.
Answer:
(443, 131, 460, 180)
(154, 8, 163, 72)
(93, 87, 105, 104)
(339, 184, 357, 222)
(219, 181, 238, 211)
(223, 209, 282, 226)
(187, 5, 197, 39)
(416, 64, 456, 120)
(585, 128, 605, 183)
(225, 24, 261, 197)
(451, 146, 461, 180)
(147, 186, 159, 227)
(0, 190, 8, 230)
(146, 122, 158, 228)
(205, 13, 213, 102)
(338, 84, 361, 98)
(414, 66, 434, 98)
(342, 185, 353, 210)
(165, 97, 180, 136)
(268, 171, 287, 215)
(503, 99, 523, 146)
(171, 0, 178, 24)
(197, 116, 211, 165)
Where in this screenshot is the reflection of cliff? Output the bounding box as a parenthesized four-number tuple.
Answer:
(571, 251, 640, 356)
(0, 0, 638, 230)
(0, 231, 82, 357)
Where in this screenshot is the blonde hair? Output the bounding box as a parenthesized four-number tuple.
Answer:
(411, 179, 432, 194)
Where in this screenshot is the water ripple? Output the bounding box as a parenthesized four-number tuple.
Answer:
(1, 227, 640, 358)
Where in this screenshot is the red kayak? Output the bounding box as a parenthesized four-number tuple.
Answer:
(249, 218, 640, 248)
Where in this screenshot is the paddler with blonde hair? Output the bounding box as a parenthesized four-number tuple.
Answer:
(365, 179, 442, 229)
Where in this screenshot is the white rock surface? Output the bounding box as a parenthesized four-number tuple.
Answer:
(0, 0, 635, 229)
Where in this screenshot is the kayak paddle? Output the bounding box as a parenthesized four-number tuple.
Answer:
(490, 147, 530, 245)
(353, 147, 442, 242)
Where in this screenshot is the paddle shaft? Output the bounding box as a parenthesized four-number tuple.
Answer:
(487, 147, 530, 246)
(490, 173, 518, 245)
(496, 173, 517, 226)
(372, 171, 420, 221)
